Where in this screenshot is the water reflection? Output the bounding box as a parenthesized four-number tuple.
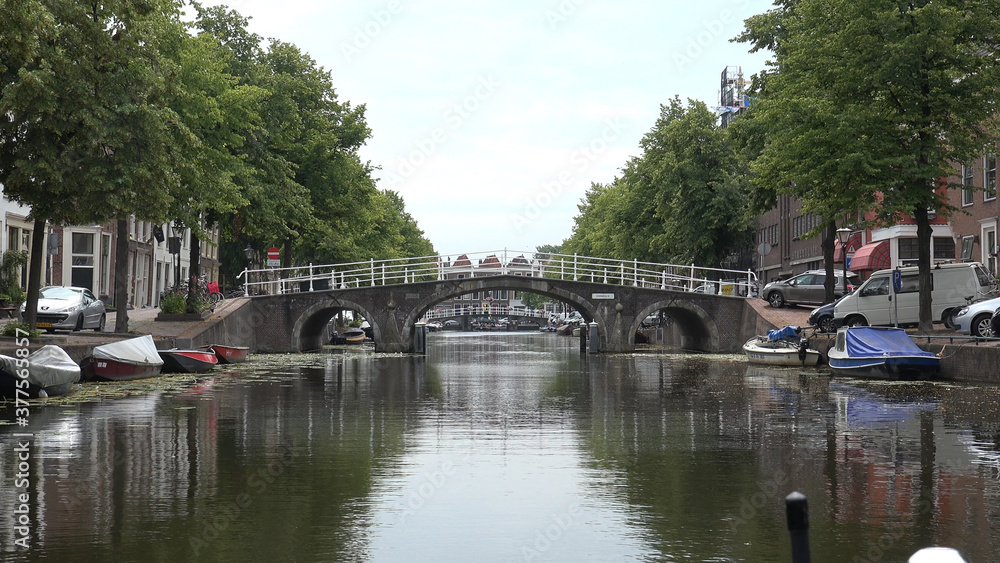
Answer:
(1, 333, 999, 561)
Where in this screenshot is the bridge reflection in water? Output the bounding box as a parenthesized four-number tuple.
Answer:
(238, 250, 759, 355)
(4, 336, 999, 560)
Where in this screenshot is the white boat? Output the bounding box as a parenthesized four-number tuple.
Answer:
(0, 345, 81, 397)
(743, 326, 821, 366)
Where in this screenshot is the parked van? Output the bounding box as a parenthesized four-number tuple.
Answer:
(834, 262, 997, 327)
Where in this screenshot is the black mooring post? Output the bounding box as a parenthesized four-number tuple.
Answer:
(579, 324, 587, 354)
(785, 491, 812, 563)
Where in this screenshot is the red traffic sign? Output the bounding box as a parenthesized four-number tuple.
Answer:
(266, 247, 280, 260)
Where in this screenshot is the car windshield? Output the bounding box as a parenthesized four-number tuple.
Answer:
(39, 287, 82, 300)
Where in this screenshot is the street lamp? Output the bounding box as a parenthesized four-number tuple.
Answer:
(836, 227, 852, 297)
(244, 244, 254, 295)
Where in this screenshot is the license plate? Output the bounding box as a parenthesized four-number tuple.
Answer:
(36, 322, 52, 328)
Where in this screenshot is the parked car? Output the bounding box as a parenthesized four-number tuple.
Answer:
(762, 270, 861, 308)
(990, 307, 1000, 337)
(807, 295, 849, 333)
(836, 262, 997, 328)
(442, 319, 461, 330)
(21, 286, 106, 332)
(953, 296, 1000, 337)
(692, 283, 716, 294)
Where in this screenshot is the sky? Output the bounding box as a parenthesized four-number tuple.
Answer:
(196, 0, 774, 257)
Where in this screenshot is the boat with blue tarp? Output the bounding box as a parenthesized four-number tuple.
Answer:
(827, 326, 940, 380)
(742, 325, 822, 366)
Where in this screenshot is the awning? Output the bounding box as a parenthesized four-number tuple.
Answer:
(848, 240, 890, 271)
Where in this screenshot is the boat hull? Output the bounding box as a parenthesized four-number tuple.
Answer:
(208, 345, 250, 364)
(827, 355, 940, 380)
(0, 370, 78, 398)
(159, 350, 219, 374)
(743, 338, 821, 366)
(81, 355, 162, 381)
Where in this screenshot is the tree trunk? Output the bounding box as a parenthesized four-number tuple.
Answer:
(187, 228, 201, 313)
(24, 218, 46, 330)
(915, 206, 933, 331)
(822, 220, 837, 304)
(114, 218, 130, 333)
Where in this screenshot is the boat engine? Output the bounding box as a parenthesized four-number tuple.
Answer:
(798, 337, 810, 364)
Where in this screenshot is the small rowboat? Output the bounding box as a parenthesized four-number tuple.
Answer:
(0, 345, 81, 397)
(743, 326, 822, 366)
(81, 335, 164, 381)
(158, 349, 219, 374)
(204, 344, 250, 364)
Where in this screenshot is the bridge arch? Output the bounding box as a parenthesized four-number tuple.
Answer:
(292, 298, 381, 352)
(633, 300, 721, 352)
(402, 277, 602, 336)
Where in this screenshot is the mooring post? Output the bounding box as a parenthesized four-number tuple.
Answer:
(785, 491, 811, 563)
(579, 324, 587, 354)
(414, 322, 426, 354)
(588, 321, 599, 354)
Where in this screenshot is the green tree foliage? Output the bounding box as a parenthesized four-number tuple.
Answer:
(735, 0, 1000, 329)
(564, 98, 752, 268)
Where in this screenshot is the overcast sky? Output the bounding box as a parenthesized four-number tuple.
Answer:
(196, 0, 773, 257)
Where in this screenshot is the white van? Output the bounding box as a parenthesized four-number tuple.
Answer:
(834, 262, 997, 327)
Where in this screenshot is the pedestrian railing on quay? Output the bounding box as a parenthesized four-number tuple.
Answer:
(236, 250, 759, 298)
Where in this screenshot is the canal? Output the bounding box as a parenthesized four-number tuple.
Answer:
(2, 332, 1000, 561)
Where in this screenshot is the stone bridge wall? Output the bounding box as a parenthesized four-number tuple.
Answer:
(248, 275, 753, 354)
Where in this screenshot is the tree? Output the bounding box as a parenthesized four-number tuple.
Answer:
(0, 0, 189, 331)
(735, 0, 1000, 329)
(563, 98, 752, 269)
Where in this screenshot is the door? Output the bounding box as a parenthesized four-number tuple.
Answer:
(855, 276, 892, 325)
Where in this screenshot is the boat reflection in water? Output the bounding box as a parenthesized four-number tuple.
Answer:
(0, 333, 997, 561)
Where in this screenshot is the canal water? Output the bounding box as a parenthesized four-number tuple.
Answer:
(3, 332, 1000, 561)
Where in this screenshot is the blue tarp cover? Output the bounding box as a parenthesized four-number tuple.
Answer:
(844, 327, 935, 358)
(767, 326, 800, 341)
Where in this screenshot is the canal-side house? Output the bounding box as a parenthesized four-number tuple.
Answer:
(0, 186, 221, 309)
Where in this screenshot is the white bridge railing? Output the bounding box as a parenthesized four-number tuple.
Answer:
(423, 306, 553, 320)
(237, 249, 758, 298)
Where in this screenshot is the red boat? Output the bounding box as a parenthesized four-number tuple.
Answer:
(81, 335, 164, 381)
(205, 344, 250, 364)
(158, 349, 219, 373)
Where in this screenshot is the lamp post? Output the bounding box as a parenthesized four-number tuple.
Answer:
(836, 227, 852, 297)
(243, 244, 254, 295)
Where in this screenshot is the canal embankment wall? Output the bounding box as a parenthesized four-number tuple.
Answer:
(741, 297, 1000, 384)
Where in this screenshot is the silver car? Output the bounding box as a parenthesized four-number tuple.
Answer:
(22, 286, 106, 332)
(762, 269, 861, 308)
(953, 296, 1000, 337)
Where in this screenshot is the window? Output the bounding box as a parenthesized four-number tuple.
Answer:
(70, 232, 95, 290)
(985, 230, 997, 275)
(986, 155, 996, 201)
(934, 237, 956, 261)
(861, 277, 890, 297)
(963, 163, 975, 206)
(961, 237, 975, 261)
(898, 238, 919, 261)
(898, 274, 922, 294)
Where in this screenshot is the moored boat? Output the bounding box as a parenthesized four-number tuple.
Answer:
(81, 335, 164, 381)
(159, 349, 219, 373)
(0, 345, 81, 397)
(743, 326, 822, 366)
(827, 326, 940, 380)
(205, 344, 250, 364)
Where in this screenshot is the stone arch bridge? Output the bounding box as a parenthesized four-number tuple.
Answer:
(247, 275, 758, 354)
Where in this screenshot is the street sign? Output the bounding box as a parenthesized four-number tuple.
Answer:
(756, 242, 772, 257)
(267, 246, 280, 267)
(892, 269, 902, 293)
(592, 293, 615, 300)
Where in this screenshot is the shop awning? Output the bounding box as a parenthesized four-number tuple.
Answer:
(848, 240, 890, 271)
